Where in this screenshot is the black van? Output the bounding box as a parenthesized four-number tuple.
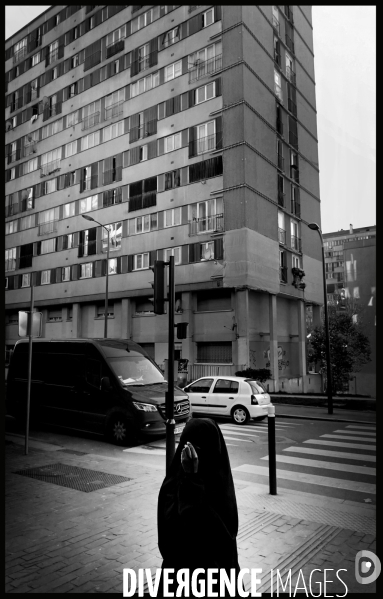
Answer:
(6, 338, 190, 445)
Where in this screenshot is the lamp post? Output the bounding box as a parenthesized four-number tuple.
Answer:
(82, 214, 110, 338)
(308, 222, 333, 414)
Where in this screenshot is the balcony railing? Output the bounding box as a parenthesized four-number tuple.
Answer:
(82, 111, 100, 131)
(188, 54, 222, 83)
(103, 167, 122, 186)
(104, 101, 124, 121)
(106, 39, 125, 59)
(276, 118, 283, 136)
(277, 153, 284, 171)
(13, 46, 28, 64)
(291, 235, 302, 252)
(190, 133, 217, 156)
(288, 97, 297, 117)
(286, 35, 295, 53)
(278, 191, 285, 207)
(40, 159, 61, 177)
(189, 213, 224, 236)
(7, 149, 22, 164)
(280, 266, 288, 283)
(291, 198, 301, 217)
(286, 65, 296, 85)
(274, 84, 283, 102)
(278, 228, 286, 244)
(38, 220, 58, 236)
(289, 131, 298, 149)
(272, 16, 280, 35)
(5, 258, 17, 272)
(19, 255, 33, 269)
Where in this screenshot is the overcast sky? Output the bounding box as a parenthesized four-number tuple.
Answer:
(6, 6, 376, 234)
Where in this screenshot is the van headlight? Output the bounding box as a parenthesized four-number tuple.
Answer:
(132, 401, 157, 412)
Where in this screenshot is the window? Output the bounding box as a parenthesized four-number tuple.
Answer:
(165, 247, 181, 265)
(108, 258, 118, 275)
(52, 67, 58, 81)
(165, 132, 182, 153)
(39, 207, 59, 225)
(139, 145, 148, 162)
(201, 241, 214, 261)
(63, 202, 75, 218)
(10, 168, 16, 180)
(19, 214, 35, 231)
(65, 141, 77, 158)
(278, 211, 286, 244)
(138, 43, 150, 71)
(213, 379, 239, 394)
(80, 194, 98, 214)
(42, 118, 64, 139)
(41, 148, 61, 167)
(81, 131, 100, 151)
(188, 42, 222, 81)
(71, 54, 79, 68)
(32, 52, 40, 66)
(5, 248, 16, 272)
(48, 308, 62, 322)
(130, 71, 159, 98)
(274, 70, 282, 100)
(21, 273, 31, 288)
(105, 90, 124, 120)
(41, 238, 56, 254)
(165, 207, 181, 227)
(66, 111, 80, 128)
(134, 253, 149, 270)
(134, 213, 158, 234)
(279, 249, 287, 282)
(102, 222, 122, 252)
(62, 234, 74, 249)
(106, 25, 126, 47)
(41, 270, 51, 285)
(165, 60, 182, 82)
(80, 263, 93, 279)
(196, 82, 215, 104)
(25, 157, 38, 174)
(165, 169, 181, 190)
(197, 120, 216, 154)
(103, 120, 124, 142)
(196, 342, 232, 364)
(48, 40, 59, 63)
(62, 266, 70, 281)
(6, 221, 18, 235)
(96, 302, 115, 318)
(163, 27, 180, 48)
(202, 8, 214, 27)
(291, 220, 300, 250)
(190, 198, 223, 234)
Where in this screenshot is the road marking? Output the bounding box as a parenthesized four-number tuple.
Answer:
(222, 435, 253, 443)
(220, 425, 290, 434)
(333, 429, 376, 437)
(219, 429, 259, 438)
(261, 454, 376, 476)
(303, 439, 376, 451)
(282, 446, 376, 462)
(232, 464, 376, 494)
(123, 447, 166, 455)
(226, 444, 239, 447)
(320, 434, 376, 443)
(345, 425, 376, 431)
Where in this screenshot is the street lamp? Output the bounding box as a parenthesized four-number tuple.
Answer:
(308, 222, 333, 414)
(82, 214, 110, 339)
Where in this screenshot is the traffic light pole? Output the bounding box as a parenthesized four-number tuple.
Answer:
(25, 283, 34, 455)
(165, 255, 176, 474)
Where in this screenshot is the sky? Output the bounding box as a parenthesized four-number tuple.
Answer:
(5, 6, 376, 234)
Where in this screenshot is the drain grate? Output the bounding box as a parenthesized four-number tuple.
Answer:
(13, 463, 132, 493)
(59, 449, 88, 456)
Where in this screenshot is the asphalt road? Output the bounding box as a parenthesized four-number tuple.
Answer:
(5, 413, 376, 507)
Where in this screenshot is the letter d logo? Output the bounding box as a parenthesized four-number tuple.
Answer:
(355, 550, 381, 585)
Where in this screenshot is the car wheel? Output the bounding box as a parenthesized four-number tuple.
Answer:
(107, 415, 135, 446)
(231, 406, 249, 425)
(253, 415, 267, 422)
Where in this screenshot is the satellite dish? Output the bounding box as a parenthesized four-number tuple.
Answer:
(22, 189, 29, 200)
(27, 134, 33, 142)
(42, 96, 49, 106)
(5, 120, 13, 132)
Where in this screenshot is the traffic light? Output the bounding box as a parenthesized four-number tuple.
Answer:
(175, 322, 188, 339)
(150, 260, 166, 314)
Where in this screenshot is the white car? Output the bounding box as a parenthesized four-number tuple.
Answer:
(183, 376, 272, 425)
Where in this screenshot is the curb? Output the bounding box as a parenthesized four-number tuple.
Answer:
(276, 413, 376, 424)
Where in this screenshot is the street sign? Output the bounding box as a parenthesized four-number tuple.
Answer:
(18, 312, 42, 337)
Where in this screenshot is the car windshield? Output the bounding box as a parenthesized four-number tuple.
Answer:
(108, 355, 165, 386)
(248, 380, 266, 394)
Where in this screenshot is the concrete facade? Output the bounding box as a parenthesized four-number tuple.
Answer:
(5, 6, 322, 391)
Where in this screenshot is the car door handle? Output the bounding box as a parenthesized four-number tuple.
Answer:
(202, 396, 206, 399)
(229, 397, 234, 399)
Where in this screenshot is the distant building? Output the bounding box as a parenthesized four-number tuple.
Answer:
(5, 6, 323, 392)
(323, 224, 376, 397)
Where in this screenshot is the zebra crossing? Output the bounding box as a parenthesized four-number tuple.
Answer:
(230, 422, 376, 502)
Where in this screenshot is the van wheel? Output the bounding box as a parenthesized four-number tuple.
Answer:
(107, 415, 134, 446)
(231, 406, 249, 425)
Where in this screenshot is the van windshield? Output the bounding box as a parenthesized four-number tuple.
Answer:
(109, 355, 165, 386)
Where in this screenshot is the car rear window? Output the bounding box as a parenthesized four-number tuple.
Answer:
(248, 380, 266, 394)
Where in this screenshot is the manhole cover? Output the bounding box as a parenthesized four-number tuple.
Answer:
(13, 463, 132, 493)
(59, 449, 88, 456)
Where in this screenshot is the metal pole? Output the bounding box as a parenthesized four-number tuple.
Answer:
(166, 255, 175, 474)
(268, 404, 277, 495)
(25, 283, 34, 455)
(104, 227, 109, 339)
(319, 234, 333, 415)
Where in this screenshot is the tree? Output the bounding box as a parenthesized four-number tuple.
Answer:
(308, 304, 371, 393)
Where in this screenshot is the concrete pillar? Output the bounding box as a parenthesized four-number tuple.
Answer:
(312, 304, 321, 328)
(297, 300, 307, 393)
(72, 303, 82, 338)
(120, 298, 132, 339)
(269, 294, 279, 392)
(235, 288, 249, 369)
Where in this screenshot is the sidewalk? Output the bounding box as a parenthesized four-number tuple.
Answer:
(275, 404, 376, 424)
(5, 434, 377, 594)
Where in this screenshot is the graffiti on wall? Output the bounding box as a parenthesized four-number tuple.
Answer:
(264, 346, 289, 371)
(249, 349, 257, 368)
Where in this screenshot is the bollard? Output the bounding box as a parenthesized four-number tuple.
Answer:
(268, 404, 277, 495)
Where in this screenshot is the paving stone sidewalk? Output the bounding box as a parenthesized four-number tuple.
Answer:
(5, 440, 377, 594)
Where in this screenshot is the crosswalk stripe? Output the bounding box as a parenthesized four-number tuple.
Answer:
(232, 464, 376, 494)
(222, 435, 253, 443)
(303, 439, 376, 451)
(282, 446, 376, 462)
(333, 429, 376, 437)
(320, 434, 376, 443)
(261, 454, 376, 476)
(220, 424, 289, 434)
(346, 425, 376, 431)
(220, 429, 259, 438)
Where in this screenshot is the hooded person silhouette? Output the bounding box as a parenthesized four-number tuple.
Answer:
(157, 418, 240, 594)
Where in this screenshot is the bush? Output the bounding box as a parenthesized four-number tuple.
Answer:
(235, 368, 271, 382)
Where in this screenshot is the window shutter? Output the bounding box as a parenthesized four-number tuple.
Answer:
(174, 95, 181, 114)
(56, 267, 62, 283)
(214, 238, 223, 260)
(180, 167, 189, 186)
(50, 269, 56, 284)
(158, 102, 165, 120)
(215, 116, 223, 150)
(215, 78, 222, 97)
(188, 89, 195, 107)
(35, 271, 41, 286)
(115, 154, 123, 181)
(157, 174, 165, 193)
(188, 14, 203, 36)
(130, 48, 139, 77)
(215, 6, 222, 21)
(122, 185, 129, 202)
(158, 138, 165, 156)
(165, 98, 174, 117)
(149, 38, 158, 67)
(57, 236, 63, 251)
(181, 205, 188, 224)
(71, 264, 78, 280)
(91, 162, 98, 189)
(189, 244, 195, 263)
(78, 231, 84, 257)
(130, 146, 140, 166)
(149, 251, 156, 267)
(123, 150, 130, 168)
(95, 260, 102, 277)
(129, 112, 139, 143)
(157, 211, 164, 229)
(148, 140, 157, 160)
(189, 126, 196, 158)
(127, 255, 133, 273)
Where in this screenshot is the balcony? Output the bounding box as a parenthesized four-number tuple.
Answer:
(188, 54, 222, 83)
(38, 220, 58, 236)
(104, 101, 124, 121)
(272, 16, 280, 35)
(277, 153, 284, 171)
(40, 159, 61, 177)
(190, 133, 218, 156)
(291, 198, 301, 218)
(19, 254, 33, 269)
(274, 84, 283, 102)
(278, 191, 285, 207)
(280, 266, 288, 283)
(189, 213, 224, 236)
(288, 97, 297, 117)
(7, 149, 22, 164)
(13, 46, 27, 64)
(278, 228, 286, 244)
(106, 39, 125, 60)
(82, 112, 100, 131)
(289, 131, 298, 150)
(276, 118, 283, 136)
(291, 235, 302, 252)
(286, 65, 296, 85)
(286, 35, 295, 54)
(5, 258, 17, 272)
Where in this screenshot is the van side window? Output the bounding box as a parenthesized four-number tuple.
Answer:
(213, 379, 239, 394)
(85, 358, 101, 388)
